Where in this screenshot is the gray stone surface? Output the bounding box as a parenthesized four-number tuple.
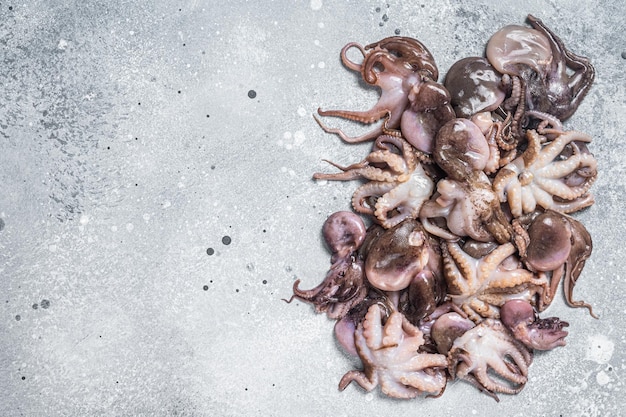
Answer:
(1, 0, 624, 415)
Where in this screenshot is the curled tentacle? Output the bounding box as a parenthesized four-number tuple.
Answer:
(291, 257, 367, 319)
(448, 319, 533, 401)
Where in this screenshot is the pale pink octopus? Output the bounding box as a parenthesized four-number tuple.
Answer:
(441, 240, 550, 322)
(315, 135, 434, 229)
(339, 304, 448, 398)
(448, 319, 533, 401)
(493, 129, 597, 217)
(523, 210, 596, 317)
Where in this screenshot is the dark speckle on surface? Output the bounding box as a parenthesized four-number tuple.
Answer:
(40, 299, 50, 309)
(32, 303, 38, 310)
(0, 218, 4, 231)
(221, 235, 232, 245)
(622, 51, 626, 59)
(15, 315, 21, 321)
(247, 90, 257, 99)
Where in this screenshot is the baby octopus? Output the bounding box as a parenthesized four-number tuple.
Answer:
(315, 134, 435, 229)
(292, 13, 599, 404)
(339, 304, 448, 398)
(448, 319, 533, 401)
(500, 299, 569, 351)
(486, 15, 595, 121)
(523, 210, 596, 317)
(493, 129, 597, 217)
(360, 219, 446, 325)
(290, 211, 368, 319)
(315, 36, 454, 155)
(420, 118, 520, 249)
(441, 240, 550, 322)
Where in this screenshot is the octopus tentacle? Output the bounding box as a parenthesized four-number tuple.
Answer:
(550, 194, 595, 213)
(525, 109, 564, 136)
(313, 152, 408, 182)
(522, 129, 542, 167)
(535, 153, 596, 180)
(534, 130, 592, 167)
(374, 165, 434, 228)
(421, 217, 459, 241)
(313, 113, 385, 143)
(338, 370, 378, 392)
(375, 135, 418, 174)
(339, 42, 367, 73)
(351, 182, 396, 215)
(484, 123, 501, 175)
(362, 304, 385, 350)
(442, 241, 477, 295)
(526, 14, 595, 119)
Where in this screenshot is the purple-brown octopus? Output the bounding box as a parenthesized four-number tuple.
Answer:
(486, 15, 595, 121)
(315, 36, 454, 155)
(361, 219, 446, 325)
(500, 299, 569, 350)
(289, 211, 368, 319)
(522, 210, 596, 317)
(292, 14, 598, 403)
(445, 57, 506, 119)
(420, 118, 521, 250)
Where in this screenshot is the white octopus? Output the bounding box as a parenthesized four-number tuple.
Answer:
(314, 135, 434, 229)
(441, 241, 551, 322)
(493, 129, 597, 217)
(352, 163, 434, 229)
(339, 304, 448, 398)
(448, 319, 534, 401)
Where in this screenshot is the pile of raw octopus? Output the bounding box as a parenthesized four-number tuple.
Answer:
(292, 15, 597, 400)
(290, 15, 598, 401)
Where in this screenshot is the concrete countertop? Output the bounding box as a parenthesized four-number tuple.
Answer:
(1, 1, 624, 415)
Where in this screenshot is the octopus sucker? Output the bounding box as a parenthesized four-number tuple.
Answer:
(292, 14, 599, 403)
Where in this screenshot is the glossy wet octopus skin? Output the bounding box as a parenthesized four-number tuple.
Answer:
(486, 15, 595, 121)
(291, 14, 599, 403)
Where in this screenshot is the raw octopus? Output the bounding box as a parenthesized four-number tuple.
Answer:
(290, 14, 597, 402)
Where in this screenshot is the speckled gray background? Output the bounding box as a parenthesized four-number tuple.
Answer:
(1, 0, 624, 416)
